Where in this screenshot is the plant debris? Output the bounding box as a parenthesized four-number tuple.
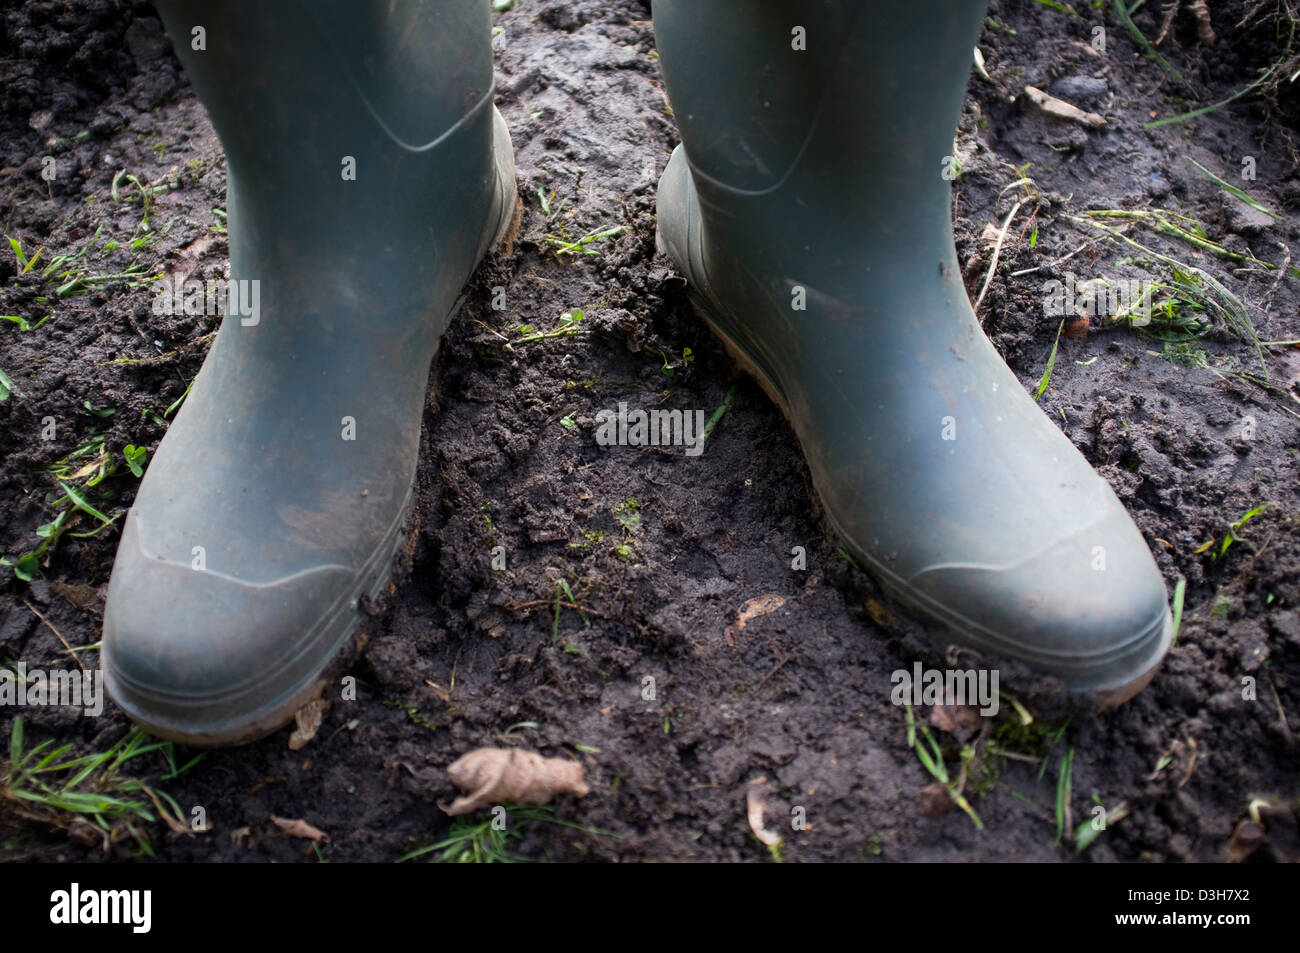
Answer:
(1023, 85, 1106, 127)
(442, 748, 590, 816)
(270, 816, 329, 842)
(724, 593, 786, 645)
(288, 698, 328, 751)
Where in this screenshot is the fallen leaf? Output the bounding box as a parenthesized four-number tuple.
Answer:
(288, 698, 328, 751)
(724, 593, 786, 644)
(270, 816, 330, 842)
(50, 581, 100, 612)
(863, 597, 895, 628)
(746, 779, 783, 848)
(443, 748, 590, 816)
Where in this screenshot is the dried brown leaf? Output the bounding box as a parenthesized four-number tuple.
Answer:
(270, 816, 329, 842)
(443, 748, 590, 816)
(724, 593, 786, 644)
(288, 698, 328, 751)
(745, 779, 783, 848)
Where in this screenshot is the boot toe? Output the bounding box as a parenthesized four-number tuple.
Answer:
(103, 514, 360, 745)
(904, 508, 1172, 698)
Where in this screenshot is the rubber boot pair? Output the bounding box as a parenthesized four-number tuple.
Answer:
(103, 0, 1170, 745)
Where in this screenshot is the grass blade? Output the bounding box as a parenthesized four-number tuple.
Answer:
(1183, 157, 1279, 219)
(1145, 65, 1278, 129)
(1111, 0, 1193, 91)
(1035, 320, 1065, 400)
(9, 717, 23, 773)
(1054, 747, 1074, 845)
(57, 481, 117, 526)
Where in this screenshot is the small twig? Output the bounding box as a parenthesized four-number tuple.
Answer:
(1155, 0, 1179, 45)
(504, 598, 604, 617)
(98, 331, 216, 367)
(985, 744, 1043, 763)
(471, 319, 510, 343)
(23, 599, 86, 672)
(753, 655, 792, 692)
(141, 786, 197, 835)
(1179, 736, 1199, 788)
(974, 199, 1023, 313)
(1268, 677, 1292, 741)
(1008, 234, 1108, 278)
(1261, 241, 1292, 315)
(641, 466, 671, 487)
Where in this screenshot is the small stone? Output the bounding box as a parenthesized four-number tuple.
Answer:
(1050, 75, 1108, 103)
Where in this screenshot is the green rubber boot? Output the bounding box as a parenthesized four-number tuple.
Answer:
(102, 0, 519, 744)
(653, 0, 1171, 701)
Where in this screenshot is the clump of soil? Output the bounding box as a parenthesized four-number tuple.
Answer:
(1, 0, 1297, 863)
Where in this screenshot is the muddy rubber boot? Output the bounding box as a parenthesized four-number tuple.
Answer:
(652, 0, 1171, 701)
(101, 0, 519, 744)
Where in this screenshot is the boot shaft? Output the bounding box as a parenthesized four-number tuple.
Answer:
(653, 0, 989, 277)
(154, 0, 499, 333)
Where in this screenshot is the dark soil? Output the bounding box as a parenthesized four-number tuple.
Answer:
(1, 0, 1298, 863)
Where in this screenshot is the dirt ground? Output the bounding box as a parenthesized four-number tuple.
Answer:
(1, 0, 1298, 863)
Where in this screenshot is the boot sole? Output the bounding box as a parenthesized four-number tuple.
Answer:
(661, 230, 1171, 705)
